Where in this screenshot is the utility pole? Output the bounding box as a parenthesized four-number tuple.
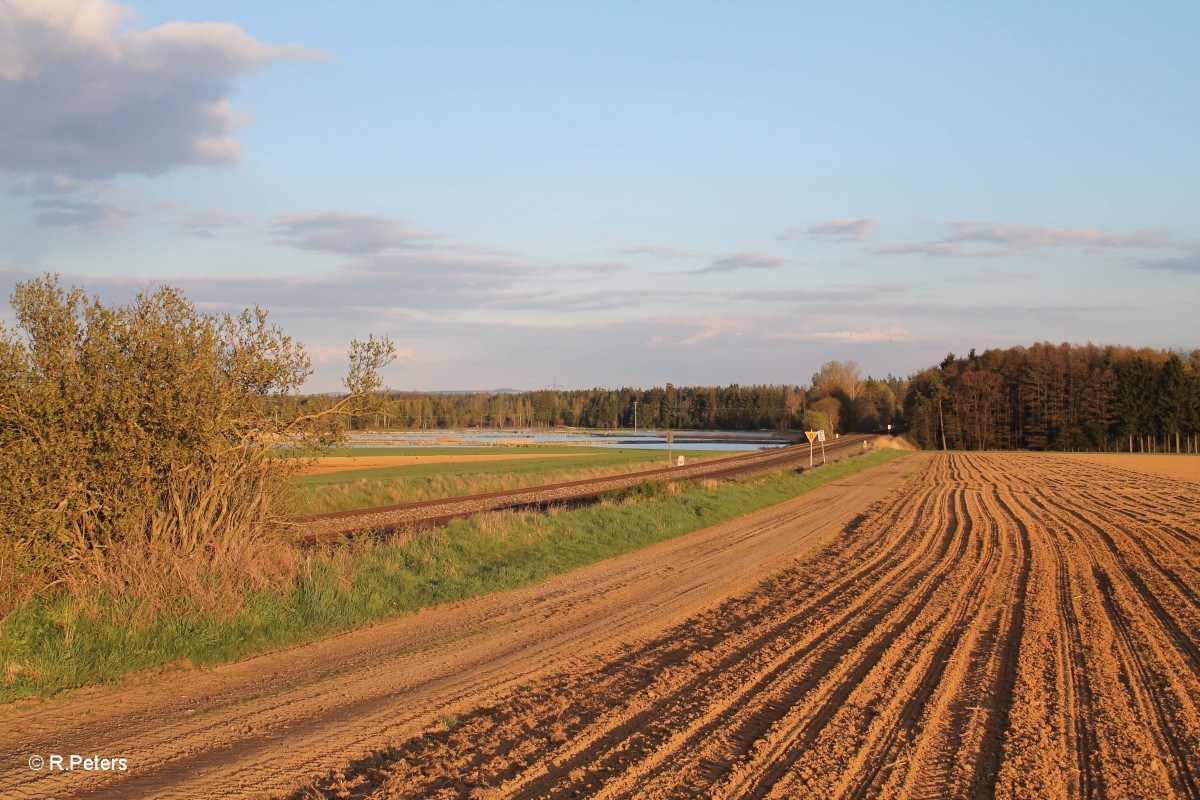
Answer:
(633, 399, 638, 435)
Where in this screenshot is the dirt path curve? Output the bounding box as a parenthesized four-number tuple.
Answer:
(0, 454, 923, 800)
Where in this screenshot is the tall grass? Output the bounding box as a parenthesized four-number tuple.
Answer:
(0, 449, 913, 703)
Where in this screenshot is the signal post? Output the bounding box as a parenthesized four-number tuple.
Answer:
(805, 429, 827, 467)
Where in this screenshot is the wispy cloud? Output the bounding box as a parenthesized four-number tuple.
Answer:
(946, 221, 1167, 250)
(766, 325, 911, 344)
(484, 288, 702, 312)
(693, 251, 791, 274)
(1139, 250, 1200, 274)
(876, 220, 1171, 258)
(270, 212, 442, 256)
(732, 284, 908, 303)
(32, 196, 132, 228)
(873, 242, 976, 257)
(3, 171, 134, 229)
(781, 217, 879, 243)
(178, 212, 255, 238)
(645, 315, 752, 347)
(616, 244, 699, 259)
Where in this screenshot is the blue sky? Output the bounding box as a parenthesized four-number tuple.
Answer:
(1, 1, 1196, 391)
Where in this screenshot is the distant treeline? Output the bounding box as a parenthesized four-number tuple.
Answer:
(283, 365, 908, 436)
(904, 343, 1200, 453)
(284, 343, 1200, 453)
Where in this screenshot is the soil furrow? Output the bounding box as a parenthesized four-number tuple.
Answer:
(499, 478, 954, 799)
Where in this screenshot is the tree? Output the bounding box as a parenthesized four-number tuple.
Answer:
(1156, 353, 1187, 452)
(812, 396, 842, 434)
(801, 409, 831, 435)
(0, 275, 394, 607)
(1117, 356, 1157, 452)
(811, 361, 863, 400)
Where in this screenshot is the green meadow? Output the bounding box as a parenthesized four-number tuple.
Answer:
(0, 449, 912, 704)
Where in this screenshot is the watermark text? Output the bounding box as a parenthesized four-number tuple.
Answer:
(28, 754, 128, 772)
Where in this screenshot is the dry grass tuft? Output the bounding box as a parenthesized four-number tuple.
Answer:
(4, 659, 38, 686)
(68, 531, 300, 622)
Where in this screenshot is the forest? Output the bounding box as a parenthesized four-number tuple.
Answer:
(903, 343, 1200, 453)
(282, 363, 907, 439)
(286, 343, 1200, 454)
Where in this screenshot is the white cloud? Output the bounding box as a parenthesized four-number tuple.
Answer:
(0, 0, 328, 179)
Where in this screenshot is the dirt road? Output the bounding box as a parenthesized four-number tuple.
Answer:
(0, 453, 920, 799)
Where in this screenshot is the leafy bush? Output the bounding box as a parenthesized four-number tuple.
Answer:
(0, 274, 393, 615)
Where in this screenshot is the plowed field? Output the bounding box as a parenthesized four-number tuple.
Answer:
(1056, 452, 1200, 484)
(4, 452, 1199, 799)
(291, 453, 1200, 800)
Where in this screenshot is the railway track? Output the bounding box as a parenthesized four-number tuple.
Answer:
(295, 434, 876, 544)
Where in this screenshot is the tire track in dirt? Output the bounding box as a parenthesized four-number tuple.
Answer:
(1002, 480, 1104, 799)
(1034, 491, 1200, 675)
(883, 480, 1032, 800)
(1027, 487, 1200, 798)
(746, 477, 982, 800)
(765, 457, 1012, 800)
(498, 473, 957, 800)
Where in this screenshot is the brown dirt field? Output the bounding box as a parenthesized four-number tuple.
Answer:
(1056, 452, 1200, 484)
(0, 454, 921, 799)
(299, 452, 596, 475)
(4, 451, 1199, 799)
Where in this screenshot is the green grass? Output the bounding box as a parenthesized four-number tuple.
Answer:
(0, 449, 912, 703)
(291, 447, 728, 515)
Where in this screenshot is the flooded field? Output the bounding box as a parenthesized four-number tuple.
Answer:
(343, 429, 793, 452)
